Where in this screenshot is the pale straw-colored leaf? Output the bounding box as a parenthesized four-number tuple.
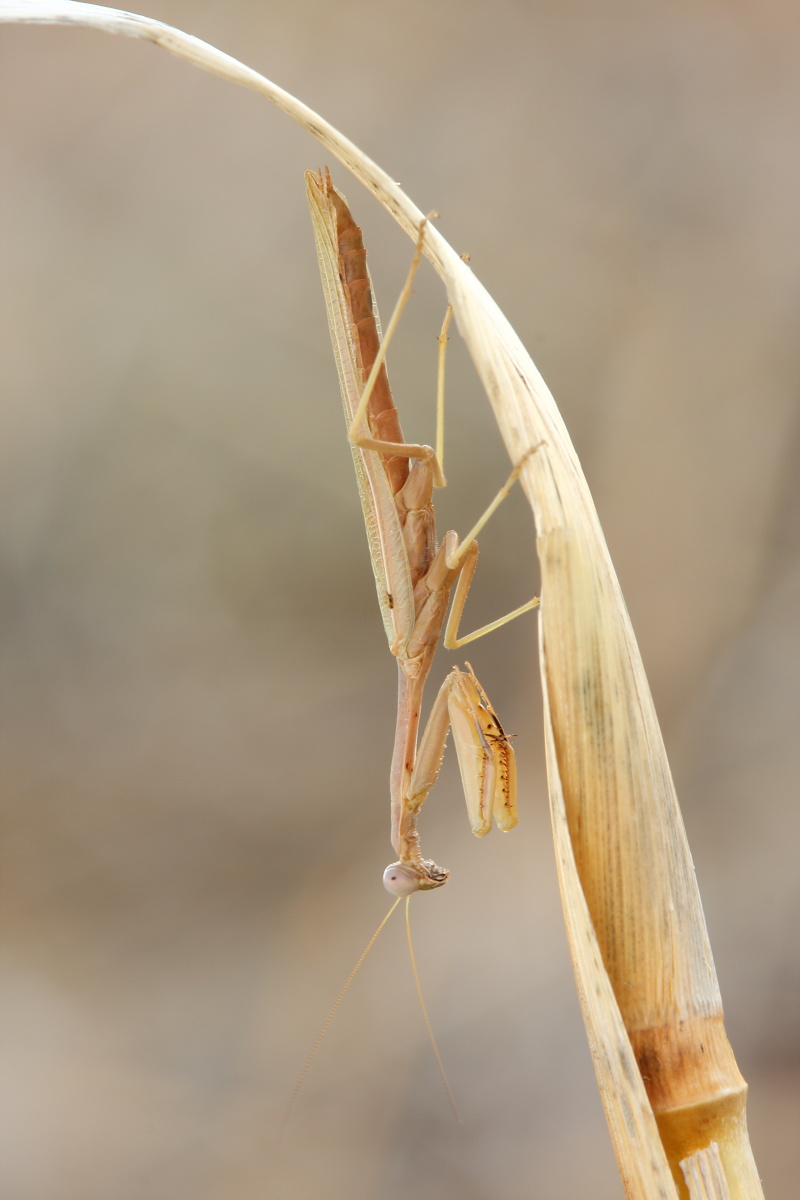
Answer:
(1, 5, 765, 1196)
(542, 700, 678, 1199)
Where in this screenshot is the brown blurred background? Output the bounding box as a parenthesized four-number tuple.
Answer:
(1, 3, 798, 1197)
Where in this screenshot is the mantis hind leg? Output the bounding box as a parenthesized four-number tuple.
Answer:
(441, 447, 543, 652)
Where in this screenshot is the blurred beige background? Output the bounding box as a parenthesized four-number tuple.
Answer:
(1, 3, 798, 1198)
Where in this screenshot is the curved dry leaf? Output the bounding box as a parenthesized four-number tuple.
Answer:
(0, 6, 765, 1196)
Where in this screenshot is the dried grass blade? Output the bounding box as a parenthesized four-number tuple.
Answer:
(542, 687, 678, 1200)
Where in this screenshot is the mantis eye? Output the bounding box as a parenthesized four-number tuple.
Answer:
(382, 862, 421, 895)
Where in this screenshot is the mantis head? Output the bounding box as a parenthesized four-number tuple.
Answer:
(383, 860, 449, 894)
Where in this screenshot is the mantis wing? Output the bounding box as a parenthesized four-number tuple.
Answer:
(306, 171, 415, 659)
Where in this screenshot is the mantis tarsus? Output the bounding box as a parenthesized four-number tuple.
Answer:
(306, 169, 539, 895)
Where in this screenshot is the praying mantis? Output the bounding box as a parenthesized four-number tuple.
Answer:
(306, 170, 539, 895)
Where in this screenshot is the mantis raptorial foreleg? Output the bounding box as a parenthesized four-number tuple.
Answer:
(383, 663, 518, 896)
(306, 169, 540, 895)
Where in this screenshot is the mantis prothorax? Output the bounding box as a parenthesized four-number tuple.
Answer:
(306, 169, 539, 895)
